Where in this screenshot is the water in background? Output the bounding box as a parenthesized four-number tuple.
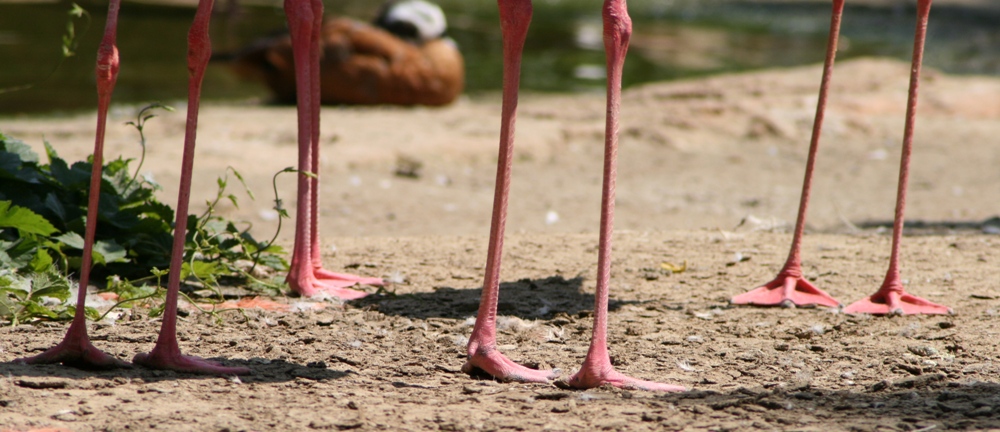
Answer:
(1, 0, 997, 116)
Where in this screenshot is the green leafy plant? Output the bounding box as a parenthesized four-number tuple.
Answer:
(0, 131, 172, 281)
(0, 200, 97, 326)
(0, 269, 99, 327)
(0, 104, 289, 324)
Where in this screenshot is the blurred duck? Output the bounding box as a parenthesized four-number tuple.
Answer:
(229, 0, 464, 106)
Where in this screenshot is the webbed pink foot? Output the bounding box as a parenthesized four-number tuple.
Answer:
(16, 331, 129, 370)
(133, 349, 249, 375)
(733, 273, 840, 308)
(561, 364, 684, 392)
(462, 344, 558, 383)
(844, 288, 951, 315)
(288, 265, 376, 300)
(314, 267, 384, 286)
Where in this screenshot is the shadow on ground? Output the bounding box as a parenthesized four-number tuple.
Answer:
(356, 275, 638, 320)
(0, 357, 353, 384)
(645, 376, 1000, 430)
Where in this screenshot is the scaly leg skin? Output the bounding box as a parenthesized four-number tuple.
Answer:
(462, 0, 557, 384)
(562, 0, 684, 392)
(15, 0, 129, 370)
(731, 0, 845, 309)
(844, 0, 950, 316)
(284, 0, 382, 300)
(132, 0, 249, 375)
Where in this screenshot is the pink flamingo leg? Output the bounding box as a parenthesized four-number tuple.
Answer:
(844, 0, 951, 316)
(562, 0, 683, 392)
(732, 0, 844, 309)
(284, 0, 383, 299)
(132, 0, 250, 374)
(462, 0, 557, 384)
(14, 0, 129, 370)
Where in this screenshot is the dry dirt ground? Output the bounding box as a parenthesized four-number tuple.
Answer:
(1, 58, 999, 431)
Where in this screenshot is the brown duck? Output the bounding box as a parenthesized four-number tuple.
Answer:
(230, 0, 464, 106)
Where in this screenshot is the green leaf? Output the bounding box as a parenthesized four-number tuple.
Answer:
(68, 3, 85, 18)
(29, 248, 53, 273)
(0, 201, 58, 236)
(0, 151, 45, 184)
(30, 272, 71, 302)
(230, 168, 254, 200)
(181, 260, 223, 284)
(22, 301, 58, 320)
(43, 139, 61, 163)
(1, 286, 29, 302)
(43, 193, 67, 224)
(52, 233, 126, 266)
(0, 294, 14, 319)
(54, 232, 85, 249)
(0, 137, 39, 164)
(1, 237, 38, 271)
(92, 239, 127, 264)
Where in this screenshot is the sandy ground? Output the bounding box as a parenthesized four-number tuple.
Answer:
(1, 58, 999, 431)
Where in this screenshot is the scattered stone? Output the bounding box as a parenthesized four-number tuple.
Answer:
(535, 392, 571, 401)
(896, 363, 923, 376)
(967, 406, 993, 417)
(51, 409, 80, 422)
(907, 345, 939, 357)
(792, 392, 816, 400)
(871, 380, 891, 392)
(394, 154, 423, 179)
(551, 401, 574, 413)
(17, 379, 68, 390)
(757, 398, 793, 410)
(893, 373, 946, 389)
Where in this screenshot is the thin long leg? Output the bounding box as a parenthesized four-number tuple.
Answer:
(562, 0, 683, 392)
(15, 0, 129, 369)
(132, 0, 251, 374)
(284, 0, 383, 299)
(462, 0, 557, 383)
(844, 0, 951, 315)
(731, 0, 844, 309)
(308, 0, 324, 273)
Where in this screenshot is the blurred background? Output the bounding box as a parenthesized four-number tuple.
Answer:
(1, 0, 998, 116)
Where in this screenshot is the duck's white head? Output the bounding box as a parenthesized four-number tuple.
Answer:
(375, 0, 448, 43)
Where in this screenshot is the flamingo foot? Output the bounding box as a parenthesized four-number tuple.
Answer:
(289, 272, 371, 300)
(462, 346, 558, 383)
(843, 289, 952, 315)
(732, 273, 840, 308)
(287, 263, 380, 300)
(15, 336, 129, 370)
(133, 348, 250, 375)
(314, 267, 385, 286)
(560, 365, 685, 392)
